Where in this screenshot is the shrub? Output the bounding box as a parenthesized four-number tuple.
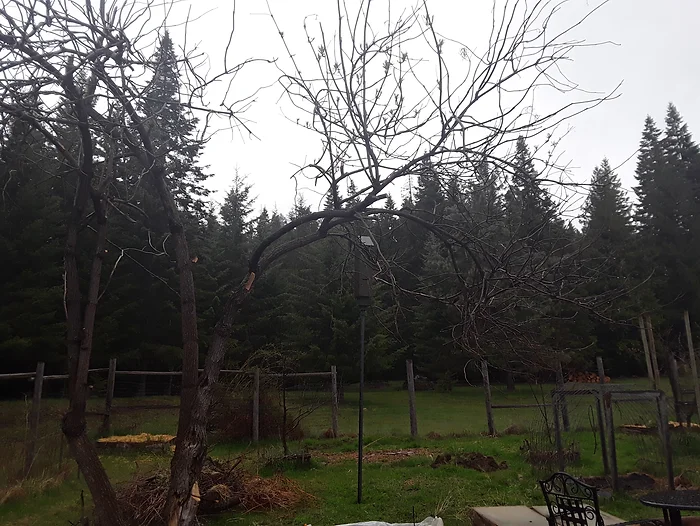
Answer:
(208, 385, 304, 442)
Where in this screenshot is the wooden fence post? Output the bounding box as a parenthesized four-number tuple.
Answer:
(555, 359, 570, 432)
(252, 368, 260, 444)
(331, 365, 339, 438)
(656, 393, 674, 490)
(552, 392, 565, 472)
(481, 360, 495, 436)
(603, 391, 618, 492)
(683, 311, 700, 423)
(406, 360, 418, 438)
(644, 314, 661, 389)
(667, 353, 682, 422)
(24, 362, 45, 476)
(596, 357, 610, 475)
(101, 358, 117, 435)
(138, 374, 146, 397)
(639, 315, 655, 387)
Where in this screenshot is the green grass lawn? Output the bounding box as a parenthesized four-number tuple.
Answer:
(1, 381, 698, 526)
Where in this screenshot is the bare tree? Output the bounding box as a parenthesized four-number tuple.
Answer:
(0, 0, 614, 524)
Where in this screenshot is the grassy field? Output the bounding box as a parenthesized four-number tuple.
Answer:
(1, 381, 698, 526)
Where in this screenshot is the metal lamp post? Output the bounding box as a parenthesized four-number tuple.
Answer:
(355, 235, 373, 504)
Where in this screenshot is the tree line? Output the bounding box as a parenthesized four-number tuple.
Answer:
(1, 0, 690, 523)
(2, 29, 698, 386)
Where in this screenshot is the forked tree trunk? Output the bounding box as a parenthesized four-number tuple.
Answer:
(60, 110, 125, 525)
(165, 287, 252, 526)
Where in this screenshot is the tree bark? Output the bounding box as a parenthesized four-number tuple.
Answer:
(62, 422, 127, 526)
(148, 164, 200, 445)
(165, 285, 251, 526)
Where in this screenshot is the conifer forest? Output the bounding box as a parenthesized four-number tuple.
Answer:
(1, 1, 699, 525)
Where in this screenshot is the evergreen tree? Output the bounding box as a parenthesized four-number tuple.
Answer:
(505, 136, 558, 243)
(580, 158, 636, 373)
(583, 158, 631, 246)
(140, 30, 210, 218)
(634, 116, 663, 235)
(0, 116, 65, 371)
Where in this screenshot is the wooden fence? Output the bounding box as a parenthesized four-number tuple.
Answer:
(0, 360, 340, 477)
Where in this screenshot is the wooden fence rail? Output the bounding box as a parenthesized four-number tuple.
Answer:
(1, 360, 340, 462)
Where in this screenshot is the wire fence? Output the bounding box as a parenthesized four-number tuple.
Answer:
(2, 355, 700, 494)
(0, 362, 338, 491)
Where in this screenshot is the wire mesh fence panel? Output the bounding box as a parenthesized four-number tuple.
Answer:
(0, 375, 73, 490)
(0, 377, 38, 487)
(523, 385, 609, 477)
(675, 352, 700, 426)
(108, 373, 181, 436)
(276, 373, 334, 440)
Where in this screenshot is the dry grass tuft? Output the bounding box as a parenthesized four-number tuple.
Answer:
(0, 466, 71, 506)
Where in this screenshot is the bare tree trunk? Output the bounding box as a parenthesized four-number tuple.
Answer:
(62, 195, 125, 526)
(148, 164, 200, 444)
(165, 287, 251, 526)
(64, 175, 89, 401)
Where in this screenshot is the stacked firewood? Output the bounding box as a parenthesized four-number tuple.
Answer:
(567, 372, 611, 383)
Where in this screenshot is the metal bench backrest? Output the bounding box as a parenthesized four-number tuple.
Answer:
(540, 472, 605, 526)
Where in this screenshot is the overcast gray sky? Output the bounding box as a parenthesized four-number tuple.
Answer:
(168, 0, 700, 215)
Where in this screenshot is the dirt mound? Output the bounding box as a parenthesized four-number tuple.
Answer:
(580, 473, 656, 491)
(520, 439, 580, 468)
(318, 448, 432, 464)
(431, 452, 507, 472)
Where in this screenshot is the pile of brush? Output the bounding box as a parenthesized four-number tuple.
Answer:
(116, 457, 314, 525)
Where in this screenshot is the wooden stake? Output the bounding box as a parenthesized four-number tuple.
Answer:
(603, 391, 618, 492)
(667, 353, 682, 422)
(25, 362, 45, 476)
(596, 357, 610, 475)
(552, 393, 565, 472)
(644, 314, 661, 389)
(481, 360, 495, 435)
(683, 311, 700, 423)
(101, 358, 116, 435)
(252, 368, 260, 443)
(656, 393, 674, 490)
(639, 315, 655, 387)
(406, 360, 418, 438)
(331, 366, 339, 438)
(556, 360, 570, 432)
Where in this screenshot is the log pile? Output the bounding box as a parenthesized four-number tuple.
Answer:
(567, 372, 610, 383)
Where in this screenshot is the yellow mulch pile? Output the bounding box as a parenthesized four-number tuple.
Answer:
(97, 433, 175, 444)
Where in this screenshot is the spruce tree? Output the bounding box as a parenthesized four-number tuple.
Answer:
(505, 136, 558, 244)
(583, 158, 631, 246)
(0, 115, 66, 372)
(140, 30, 210, 218)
